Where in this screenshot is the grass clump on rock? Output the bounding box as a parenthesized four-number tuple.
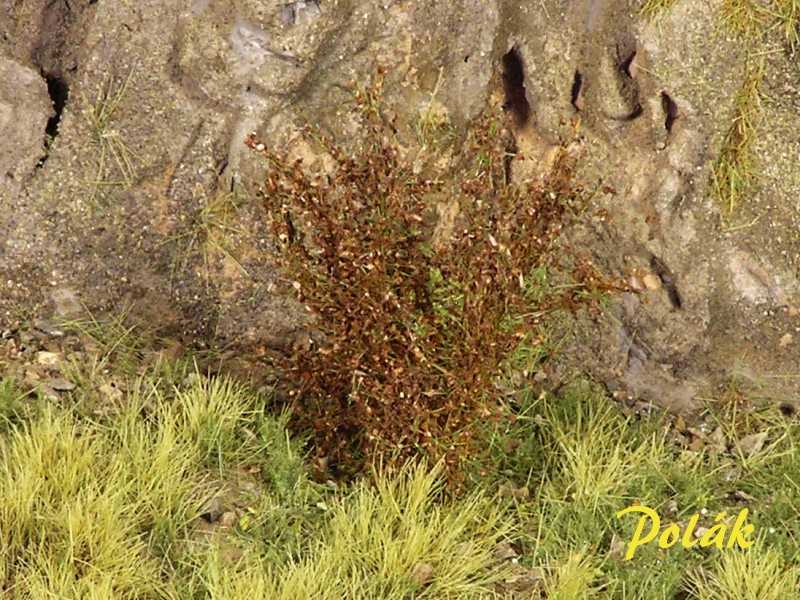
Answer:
(721, 0, 800, 49)
(640, 0, 681, 19)
(711, 57, 764, 217)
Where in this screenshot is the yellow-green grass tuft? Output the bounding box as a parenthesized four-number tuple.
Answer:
(0, 369, 517, 598)
(0, 377, 221, 596)
(200, 461, 515, 599)
(711, 58, 763, 216)
(688, 545, 800, 600)
(543, 551, 603, 599)
(85, 69, 138, 204)
(640, 0, 681, 19)
(721, 0, 800, 48)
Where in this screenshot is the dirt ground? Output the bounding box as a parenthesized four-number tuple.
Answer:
(1, 0, 799, 414)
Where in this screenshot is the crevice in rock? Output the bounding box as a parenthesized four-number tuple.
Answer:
(27, 0, 97, 168)
(661, 91, 678, 133)
(36, 72, 70, 168)
(612, 34, 642, 122)
(570, 70, 583, 111)
(626, 339, 648, 369)
(619, 49, 636, 79)
(44, 72, 69, 139)
(621, 325, 650, 371)
(621, 103, 643, 121)
(216, 157, 229, 177)
(501, 46, 531, 128)
(650, 254, 682, 309)
(503, 133, 518, 186)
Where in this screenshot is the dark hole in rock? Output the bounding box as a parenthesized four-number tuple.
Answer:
(665, 285, 682, 309)
(36, 72, 69, 168)
(464, 54, 470, 63)
(619, 49, 636, 78)
(779, 403, 796, 417)
(570, 70, 583, 111)
(44, 72, 69, 140)
(611, 36, 642, 121)
(501, 46, 531, 127)
(625, 103, 643, 121)
(661, 91, 678, 133)
(613, 103, 643, 122)
(650, 254, 682, 309)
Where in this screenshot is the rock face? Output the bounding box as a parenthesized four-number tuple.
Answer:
(0, 0, 798, 412)
(0, 57, 51, 195)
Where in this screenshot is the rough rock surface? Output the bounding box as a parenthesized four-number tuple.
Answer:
(0, 0, 798, 413)
(0, 57, 52, 195)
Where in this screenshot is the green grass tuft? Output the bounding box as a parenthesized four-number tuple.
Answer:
(640, 0, 681, 19)
(474, 379, 800, 598)
(0, 364, 519, 597)
(688, 545, 800, 599)
(85, 69, 138, 204)
(197, 462, 515, 600)
(711, 58, 763, 216)
(721, 0, 800, 49)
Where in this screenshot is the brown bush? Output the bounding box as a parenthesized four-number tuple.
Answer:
(246, 72, 620, 480)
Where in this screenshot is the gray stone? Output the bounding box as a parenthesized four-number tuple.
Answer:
(51, 288, 83, 318)
(280, 1, 322, 27)
(0, 56, 51, 195)
(48, 377, 76, 391)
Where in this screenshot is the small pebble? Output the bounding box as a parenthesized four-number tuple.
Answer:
(410, 563, 434, 586)
(642, 273, 661, 290)
(48, 378, 75, 392)
(33, 319, 65, 337)
(628, 275, 645, 291)
(200, 497, 224, 523)
(493, 542, 519, 561)
(280, 0, 321, 26)
(219, 511, 238, 528)
(36, 351, 61, 367)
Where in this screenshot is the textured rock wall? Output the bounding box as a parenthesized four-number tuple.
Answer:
(1, 0, 798, 412)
